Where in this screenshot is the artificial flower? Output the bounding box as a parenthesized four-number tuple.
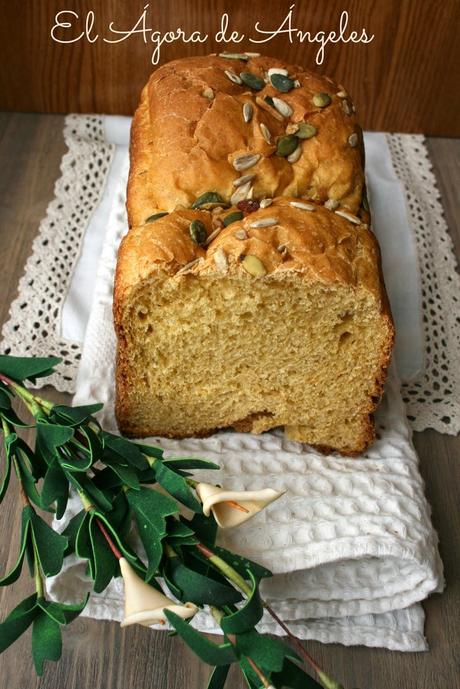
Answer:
(195, 483, 284, 528)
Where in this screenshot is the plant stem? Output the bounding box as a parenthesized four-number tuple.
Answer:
(196, 542, 342, 689)
(210, 607, 272, 689)
(95, 517, 122, 560)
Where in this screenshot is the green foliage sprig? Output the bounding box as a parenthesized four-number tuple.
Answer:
(0, 355, 346, 689)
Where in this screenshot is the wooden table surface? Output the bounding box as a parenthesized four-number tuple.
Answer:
(0, 112, 459, 689)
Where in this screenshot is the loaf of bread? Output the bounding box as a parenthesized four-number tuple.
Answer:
(114, 54, 394, 455)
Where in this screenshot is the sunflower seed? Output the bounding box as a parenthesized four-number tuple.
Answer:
(224, 211, 244, 227)
(297, 123, 317, 139)
(233, 153, 261, 171)
(231, 181, 253, 205)
(192, 191, 225, 209)
(268, 67, 289, 77)
(189, 219, 207, 245)
(335, 210, 361, 224)
(242, 254, 267, 276)
(286, 122, 299, 135)
(259, 122, 273, 144)
(219, 52, 249, 61)
(287, 145, 302, 163)
(202, 87, 214, 99)
(312, 92, 331, 108)
(337, 90, 348, 98)
(277, 244, 287, 252)
(276, 134, 299, 157)
(290, 201, 314, 211)
(362, 191, 370, 212)
(243, 102, 253, 123)
(204, 227, 224, 245)
(259, 198, 273, 208)
(234, 229, 248, 240)
(145, 212, 168, 223)
(250, 217, 278, 228)
(244, 52, 261, 57)
(176, 257, 203, 275)
(214, 247, 229, 272)
(256, 96, 284, 121)
(270, 73, 295, 92)
(225, 70, 242, 85)
(348, 132, 359, 147)
(293, 80, 301, 88)
(233, 173, 256, 188)
(240, 72, 265, 90)
(325, 198, 340, 211)
(342, 99, 352, 115)
(272, 97, 293, 118)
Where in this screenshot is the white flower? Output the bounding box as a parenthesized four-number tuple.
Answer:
(119, 558, 197, 627)
(195, 483, 284, 529)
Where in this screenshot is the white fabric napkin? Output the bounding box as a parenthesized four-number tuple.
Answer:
(50, 122, 444, 651)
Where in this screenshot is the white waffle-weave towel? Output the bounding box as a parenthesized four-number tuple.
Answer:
(46, 144, 443, 652)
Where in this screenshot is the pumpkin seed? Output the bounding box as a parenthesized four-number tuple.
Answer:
(189, 219, 207, 245)
(259, 122, 273, 144)
(240, 72, 265, 91)
(276, 134, 299, 157)
(259, 198, 273, 208)
(268, 67, 289, 77)
(219, 52, 249, 61)
(233, 173, 256, 188)
(335, 209, 361, 225)
(202, 87, 214, 99)
(287, 145, 302, 163)
(264, 95, 275, 107)
(224, 70, 242, 85)
(290, 201, 314, 211)
(312, 92, 331, 108)
(250, 217, 278, 228)
(231, 180, 253, 205)
(348, 132, 359, 147)
(145, 212, 168, 223)
(233, 229, 248, 239)
(337, 90, 348, 98)
(297, 123, 317, 139)
(242, 254, 267, 276)
(224, 211, 244, 227)
(272, 97, 293, 118)
(214, 247, 228, 272)
(270, 73, 295, 92)
(233, 153, 261, 171)
(243, 102, 253, 123)
(192, 191, 225, 209)
(325, 198, 339, 211)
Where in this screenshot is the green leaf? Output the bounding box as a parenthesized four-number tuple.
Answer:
(133, 442, 164, 460)
(186, 513, 218, 546)
(75, 512, 93, 561)
(127, 487, 178, 580)
(102, 433, 148, 470)
(168, 557, 242, 607)
(162, 457, 220, 471)
(153, 461, 202, 512)
(0, 506, 32, 585)
(15, 445, 45, 508)
(74, 424, 103, 463)
(51, 403, 103, 426)
(41, 461, 69, 518)
(32, 610, 62, 675)
(88, 517, 118, 593)
(62, 510, 86, 556)
(30, 511, 68, 576)
(271, 659, 323, 689)
(207, 545, 272, 581)
(0, 431, 16, 501)
(236, 631, 296, 673)
(0, 355, 61, 383)
(206, 665, 230, 689)
(0, 594, 38, 653)
(36, 422, 74, 466)
(0, 388, 12, 409)
(73, 474, 114, 512)
(103, 456, 140, 490)
(91, 512, 140, 569)
(166, 518, 198, 545)
(0, 405, 30, 428)
(221, 571, 262, 635)
(164, 610, 237, 666)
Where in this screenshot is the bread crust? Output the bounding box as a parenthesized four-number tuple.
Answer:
(114, 54, 394, 455)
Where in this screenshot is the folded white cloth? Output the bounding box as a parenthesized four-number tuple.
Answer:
(47, 133, 444, 652)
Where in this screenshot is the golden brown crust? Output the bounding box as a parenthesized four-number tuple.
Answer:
(126, 55, 364, 227)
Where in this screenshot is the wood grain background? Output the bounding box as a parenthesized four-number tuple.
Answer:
(0, 0, 459, 134)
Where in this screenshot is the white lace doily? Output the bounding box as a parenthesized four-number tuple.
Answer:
(0, 115, 114, 391)
(1, 117, 459, 435)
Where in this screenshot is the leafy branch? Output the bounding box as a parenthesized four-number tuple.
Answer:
(0, 355, 348, 688)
